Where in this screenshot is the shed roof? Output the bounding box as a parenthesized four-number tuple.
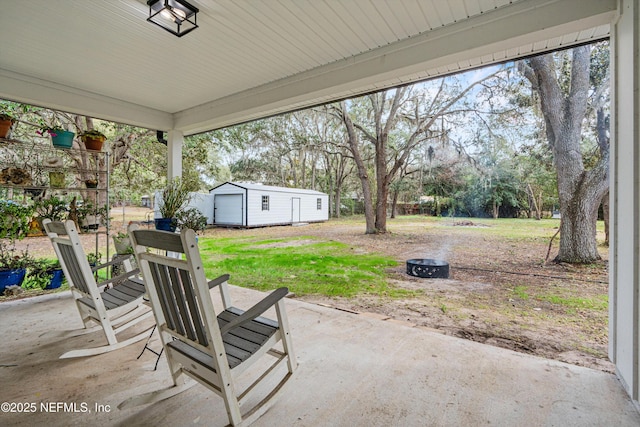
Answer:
(211, 182, 328, 196)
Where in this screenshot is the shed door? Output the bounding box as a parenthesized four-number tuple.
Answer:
(214, 194, 243, 225)
(291, 197, 301, 223)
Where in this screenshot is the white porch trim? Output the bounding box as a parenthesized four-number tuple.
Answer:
(610, 0, 640, 404)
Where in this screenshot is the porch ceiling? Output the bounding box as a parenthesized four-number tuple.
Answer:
(0, 0, 615, 135)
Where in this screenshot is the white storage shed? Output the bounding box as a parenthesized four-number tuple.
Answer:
(210, 182, 329, 228)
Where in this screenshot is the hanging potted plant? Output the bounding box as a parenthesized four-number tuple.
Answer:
(0, 113, 15, 139)
(156, 177, 191, 232)
(84, 178, 98, 188)
(80, 129, 106, 151)
(42, 156, 66, 188)
(48, 171, 66, 188)
(38, 126, 75, 149)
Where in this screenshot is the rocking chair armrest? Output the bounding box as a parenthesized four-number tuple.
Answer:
(219, 287, 289, 336)
(207, 274, 230, 289)
(96, 267, 141, 288)
(91, 254, 135, 272)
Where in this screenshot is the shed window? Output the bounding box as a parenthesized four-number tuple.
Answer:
(317, 198, 322, 210)
(262, 195, 269, 211)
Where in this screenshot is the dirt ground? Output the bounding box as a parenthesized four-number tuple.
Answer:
(6, 209, 612, 373)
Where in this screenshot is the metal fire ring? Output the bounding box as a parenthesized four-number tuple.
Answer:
(406, 259, 449, 279)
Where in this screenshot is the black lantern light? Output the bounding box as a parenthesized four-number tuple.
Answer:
(147, 0, 199, 37)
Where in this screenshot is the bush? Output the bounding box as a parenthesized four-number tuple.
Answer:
(176, 208, 207, 232)
(0, 201, 33, 240)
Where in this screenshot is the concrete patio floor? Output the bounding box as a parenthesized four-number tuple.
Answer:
(1, 287, 639, 427)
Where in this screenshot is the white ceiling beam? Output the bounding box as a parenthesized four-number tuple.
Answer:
(0, 68, 173, 131)
(175, 0, 616, 134)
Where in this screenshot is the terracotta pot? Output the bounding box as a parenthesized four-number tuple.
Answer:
(0, 119, 13, 139)
(83, 136, 104, 151)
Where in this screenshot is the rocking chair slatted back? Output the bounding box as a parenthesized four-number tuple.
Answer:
(56, 243, 91, 295)
(148, 259, 208, 346)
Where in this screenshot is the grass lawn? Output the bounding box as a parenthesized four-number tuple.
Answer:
(198, 236, 411, 297)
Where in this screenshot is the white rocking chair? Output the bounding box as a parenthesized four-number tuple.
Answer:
(119, 225, 297, 426)
(43, 219, 153, 358)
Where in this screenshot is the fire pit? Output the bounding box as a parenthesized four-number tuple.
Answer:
(406, 259, 449, 278)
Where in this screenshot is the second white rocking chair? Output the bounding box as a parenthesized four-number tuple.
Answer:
(43, 219, 153, 358)
(119, 225, 297, 426)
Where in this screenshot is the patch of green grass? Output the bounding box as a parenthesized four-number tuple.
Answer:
(537, 293, 608, 311)
(198, 235, 412, 298)
(512, 285, 530, 300)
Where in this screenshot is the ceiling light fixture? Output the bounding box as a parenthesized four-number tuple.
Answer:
(147, 0, 199, 37)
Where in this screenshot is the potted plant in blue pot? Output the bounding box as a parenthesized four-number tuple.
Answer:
(26, 259, 64, 290)
(0, 242, 34, 295)
(0, 200, 35, 295)
(156, 177, 191, 232)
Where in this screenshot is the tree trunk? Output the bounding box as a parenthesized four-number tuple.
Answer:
(390, 189, 399, 219)
(557, 182, 602, 262)
(527, 183, 542, 220)
(339, 102, 376, 233)
(537, 191, 543, 220)
(374, 173, 388, 231)
(523, 46, 609, 263)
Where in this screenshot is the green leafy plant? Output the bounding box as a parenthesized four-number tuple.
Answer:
(37, 125, 66, 138)
(0, 201, 34, 241)
(79, 129, 106, 140)
(158, 177, 191, 219)
(176, 207, 207, 233)
(0, 113, 14, 122)
(87, 252, 102, 266)
(77, 202, 110, 230)
(0, 241, 35, 271)
(34, 196, 68, 222)
(25, 258, 62, 290)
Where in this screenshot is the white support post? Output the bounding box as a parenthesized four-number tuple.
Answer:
(165, 129, 184, 258)
(610, 0, 640, 405)
(167, 129, 183, 180)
